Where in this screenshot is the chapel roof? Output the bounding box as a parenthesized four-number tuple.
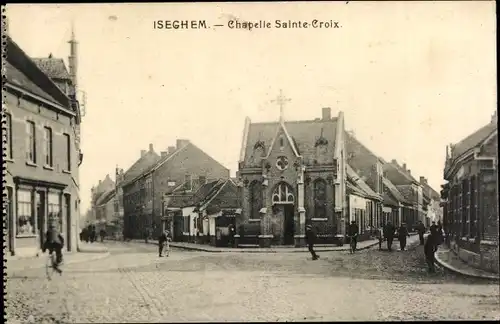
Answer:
(243, 118, 338, 165)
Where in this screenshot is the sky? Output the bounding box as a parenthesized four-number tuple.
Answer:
(6, 2, 497, 213)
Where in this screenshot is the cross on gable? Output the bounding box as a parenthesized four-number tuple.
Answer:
(271, 89, 291, 123)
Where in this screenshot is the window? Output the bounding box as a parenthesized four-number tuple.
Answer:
(48, 192, 62, 232)
(313, 178, 327, 218)
(43, 127, 53, 167)
(26, 121, 36, 163)
(5, 113, 12, 159)
(249, 180, 263, 219)
(276, 156, 289, 171)
(17, 189, 35, 235)
(63, 133, 71, 171)
(272, 182, 294, 204)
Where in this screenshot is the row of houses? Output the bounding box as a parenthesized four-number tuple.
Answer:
(441, 111, 498, 274)
(4, 32, 84, 257)
(90, 107, 443, 248)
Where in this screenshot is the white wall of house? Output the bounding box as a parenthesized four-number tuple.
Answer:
(207, 211, 222, 236)
(182, 206, 196, 236)
(349, 194, 368, 222)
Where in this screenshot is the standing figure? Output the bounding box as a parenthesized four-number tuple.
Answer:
(99, 229, 106, 243)
(158, 229, 171, 257)
(424, 233, 437, 273)
(305, 224, 319, 260)
(384, 221, 396, 251)
(348, 221, 360, 252)
(378, 224, 384, 250)
(228, 224, 236, 247)
(398, 223, 410, 251)
(416, 221, 426, 245)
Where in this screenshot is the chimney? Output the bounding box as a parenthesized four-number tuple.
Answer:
(161, 151, 168, 158)
(407, 169, 411, 175)
(322, 107, 331, 120)
(491, 110, 497, 124)
(402, 163, 407, 170)
(168, 146, 176, 154)
(149, 143, 154, 152)
(176, 139, 189, 149)
(391, 159, 397, 165)
(141, 150, 147, 157)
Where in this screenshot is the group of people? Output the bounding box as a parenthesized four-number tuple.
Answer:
(305, 219, 445, 273)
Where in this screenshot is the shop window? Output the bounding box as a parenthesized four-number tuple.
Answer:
(17, 189, 35, 235)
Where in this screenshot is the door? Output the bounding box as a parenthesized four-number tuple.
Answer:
(65, 194, 71, 251)
(6, 187, 13, 254)
(36, 191, 46, 249)
(173, 211, 183, 242)
(283, 204, 295, 245)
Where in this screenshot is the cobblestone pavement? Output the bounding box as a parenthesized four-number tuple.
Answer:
(5, 241, 500, 323)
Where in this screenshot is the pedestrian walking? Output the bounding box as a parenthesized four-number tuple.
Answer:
(437, 221, 444, 246)
(424, 233, 437, 273)
(158, 229, 171, 257)
(99, 229, 106, 243)
(430, 221, 438, 237)
(377, 225, 384, 250)
(305, 224, 319, 260)
(398, 223, 410, 251)
(348, 221, 359, 252)
(384, 221, 396, 251)
(416, 221, 426, 245)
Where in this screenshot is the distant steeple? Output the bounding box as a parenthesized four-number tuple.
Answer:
(68, 21, 78, 93)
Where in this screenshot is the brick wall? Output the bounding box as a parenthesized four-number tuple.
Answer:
(152, 144, 229, 232)
(4, 90, 81, 252)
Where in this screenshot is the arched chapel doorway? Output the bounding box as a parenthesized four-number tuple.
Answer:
(271, 182, 295, 245)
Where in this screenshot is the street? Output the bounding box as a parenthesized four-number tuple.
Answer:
(5, 240, 500, 323)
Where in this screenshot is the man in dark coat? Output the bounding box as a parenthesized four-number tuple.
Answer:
(42, 224, 65, 271)
(436, 221, 444, 246)
(416, 221, 426, 245)
(347, 221, 360, 252)
(305, 224, 319, 260)
(398, 223, 410, 251)
(424, 233, 438, 273)
(384, 221, 396, 251)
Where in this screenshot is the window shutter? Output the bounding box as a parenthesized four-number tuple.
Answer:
(43, 128, 47, 165)
(25, 122, 30, 160)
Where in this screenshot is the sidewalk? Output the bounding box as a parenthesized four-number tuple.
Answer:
(435, 248, 499, 281)
(130, 234, 419, 253)
(5, 250, 110, 272)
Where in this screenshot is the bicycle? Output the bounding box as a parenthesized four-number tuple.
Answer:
(45, 252, 62, 280)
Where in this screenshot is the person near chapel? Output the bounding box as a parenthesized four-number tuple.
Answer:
(416, 221, 426, 245)
(377, 223, 385, 250)
(228, 223, 236, 247)
(99, 228, 106, 243)
(305, 223, 319, 260)
(158, 228, 171, 257)
(347, 220, 360, 252)
(424, 232, 438, 273)
(384, 221, 396, 251)
(398, 223, 410, 251)
(436, 220, 444, 246)
(42, 222, 65, 269)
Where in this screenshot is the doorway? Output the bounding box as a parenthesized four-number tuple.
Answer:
(283, 204, 295, 245)
(36, 191, 46, 249)
(65, 194, 71, 251)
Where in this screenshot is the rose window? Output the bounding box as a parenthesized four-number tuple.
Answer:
(276, 156, 289, 171)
